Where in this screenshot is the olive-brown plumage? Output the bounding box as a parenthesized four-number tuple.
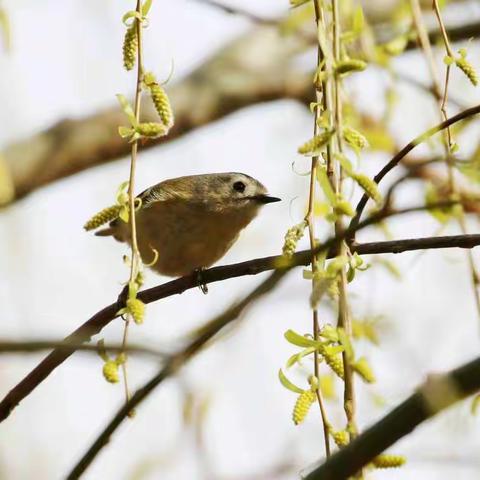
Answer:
(93, 173, 280, 277)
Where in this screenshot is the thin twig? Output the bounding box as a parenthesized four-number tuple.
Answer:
(121, 0, 146, 410)
(304, 0, 331, 458)
(0, 341, 166, 359)
(1, 230, 479, 424)
(411, 0, 480, 329)
(348, 103, 480, 241)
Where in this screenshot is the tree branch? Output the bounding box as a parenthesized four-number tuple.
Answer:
(304, 355, 480, 480)
(1, 232, 479, 423)
(63, 210, 477, 478)
(2, 18, 480, 206)
(0, 340, 165, 359)
(348, 104, 480, 241)
(1, 26, 311, 206)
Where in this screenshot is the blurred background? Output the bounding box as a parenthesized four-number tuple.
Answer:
(1, 0, 480, 478)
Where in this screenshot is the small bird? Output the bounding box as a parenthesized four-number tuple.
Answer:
(93, 173, 280, 277)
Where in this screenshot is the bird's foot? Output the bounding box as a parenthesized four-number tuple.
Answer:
(194, 267, 209, 295)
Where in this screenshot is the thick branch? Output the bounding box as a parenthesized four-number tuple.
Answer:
(3, 18, 480, 205)
(1, 233, 479, 423)
(1, 27, 310, 205)
(304, 355, 480, 480)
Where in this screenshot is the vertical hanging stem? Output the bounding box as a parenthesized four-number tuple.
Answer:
(305, 0, 332, 458)
(122, 0, 146, 409)
(330, 0, 359, 460)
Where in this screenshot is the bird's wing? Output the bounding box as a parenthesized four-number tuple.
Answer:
(137, 178, 190, 209)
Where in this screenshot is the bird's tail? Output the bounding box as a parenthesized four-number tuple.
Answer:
(94, 227, 115, 237)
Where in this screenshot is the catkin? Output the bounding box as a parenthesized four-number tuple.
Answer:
(372, 454, 406, 469)
(103, 360, 120, 383)
(343, 126, 369, 150)
(84, 205, 121, 231)
(352, 173, 382, 205)
(455, 57, 478, 86)
(353, 357, 376, 383)
(136, 122, 167, 138)
(292, 390, 316, 425)
(298, 131, 334, 156)
(323, 348, 344, 379)
(123, 26, 137, 71)
(282, 221, 306, 257)
(127, 297, 145, 324)
(145, 73, 174, 128)
(332, 430, 349, 447)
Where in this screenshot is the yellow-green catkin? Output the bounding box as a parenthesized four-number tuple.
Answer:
(455, 57, 478, 86)
(103, 360, 120, 383)
(343, 126, 369, 150)
(334, 198, 355, 217)
(127, 297, 145, 324)
(123, 25, 137, 71)
(353, 357, 376, 383)
(282, 221, 307, 257)
(136, 122, 167, 138)
(298, 130, 334, 156)
(332, 430, 349, 447)
(144, 73, 174, 129)
(352, 173, 382, 205)
(372, 454, 406, 469)
(84, 205, 121, 231)
(323, 348, 344, 379)
(292, 390, 316, 425)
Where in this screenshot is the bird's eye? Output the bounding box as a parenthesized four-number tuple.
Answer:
(233, 181, 246, 193)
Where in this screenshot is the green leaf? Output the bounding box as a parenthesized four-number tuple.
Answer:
(337, 327, 354, 361)
(122, 10, 142, 26)
(286, 347, 316, 368)
(142, 0, 153, 16)
(352, 5, 365, 35)
(289, 0, 311, 8)
(118, 126, 134, 139)
(278, 369, 305, 394)
(320, 324, 339, 342)
(317, 166, 337, 205)
(284, 329, 319, 348)
(116, 94, 137, 126)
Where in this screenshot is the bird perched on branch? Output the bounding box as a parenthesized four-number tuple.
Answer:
(88, 173, 280, 277)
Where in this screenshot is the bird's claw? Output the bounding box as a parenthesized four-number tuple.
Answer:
(194, 268, 209, 295)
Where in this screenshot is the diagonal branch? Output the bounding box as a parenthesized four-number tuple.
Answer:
(304, 355, 480, 480)
(1, 232, 480, 423)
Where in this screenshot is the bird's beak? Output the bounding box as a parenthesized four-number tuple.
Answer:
(253, 194, 281, 204)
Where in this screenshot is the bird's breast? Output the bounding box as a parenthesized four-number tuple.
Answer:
(134, 202, 258, 276)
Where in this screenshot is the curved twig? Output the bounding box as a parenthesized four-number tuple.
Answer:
(348, 104, 480, 242)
